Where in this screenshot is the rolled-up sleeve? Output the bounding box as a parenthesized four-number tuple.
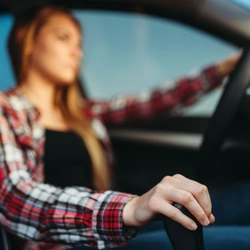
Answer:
(0, 106, 138, 249)
(87, 64, 223, 125)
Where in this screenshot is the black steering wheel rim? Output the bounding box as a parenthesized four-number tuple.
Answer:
(196, 43, 250, 184)
(163, 45, 250, 250)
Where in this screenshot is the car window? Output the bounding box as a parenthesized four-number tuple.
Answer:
(230, 0, 250, 10)
(74, 10, 238, 117)
(0, 10, 238, 117)
(0, 14, 15, 90)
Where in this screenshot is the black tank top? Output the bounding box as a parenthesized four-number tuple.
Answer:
(44, 129, 94, 189)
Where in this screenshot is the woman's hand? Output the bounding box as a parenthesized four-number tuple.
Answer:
(122, 174, 215, 230)
(217, 50, 242, 77)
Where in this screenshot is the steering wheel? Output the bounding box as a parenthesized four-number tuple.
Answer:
(162, 43, 250, 250)
(196, 44, 250, 184)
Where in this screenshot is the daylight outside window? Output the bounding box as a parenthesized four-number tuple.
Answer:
(0, 10, 238, 116)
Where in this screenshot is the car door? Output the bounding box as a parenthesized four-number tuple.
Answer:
(71, 9, 240, 195)
(0, 1, 248, 197)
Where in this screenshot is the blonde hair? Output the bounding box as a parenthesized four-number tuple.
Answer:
(8, 5, 111, 191)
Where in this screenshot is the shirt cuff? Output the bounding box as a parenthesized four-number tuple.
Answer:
(93, 191, 139, 249)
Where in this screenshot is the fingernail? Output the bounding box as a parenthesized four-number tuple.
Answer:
(203, 217, 210, 226)
(190, 222, 197, 230)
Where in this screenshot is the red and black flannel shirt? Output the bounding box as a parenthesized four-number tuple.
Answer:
(0, 64, 223, 250)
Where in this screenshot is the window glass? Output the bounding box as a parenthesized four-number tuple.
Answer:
(230, 0, 250, 10)
(0, 14, 15, 90)
(0, 11, 238, 116)
(74, 10, 238, 116)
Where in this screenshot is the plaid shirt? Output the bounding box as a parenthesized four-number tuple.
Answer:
(0, 64, 222, 250)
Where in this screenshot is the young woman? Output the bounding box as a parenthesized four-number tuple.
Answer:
(0, 4, 242, 250)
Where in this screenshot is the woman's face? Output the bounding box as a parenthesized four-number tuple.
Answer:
(28, 13, 83, 85)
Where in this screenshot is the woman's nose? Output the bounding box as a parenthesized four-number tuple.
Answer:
(70, 45, 83, 60)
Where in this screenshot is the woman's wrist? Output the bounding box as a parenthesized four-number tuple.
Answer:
(122, 195, 140, 227)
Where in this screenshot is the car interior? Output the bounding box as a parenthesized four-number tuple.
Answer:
(1, 0, 250, 249)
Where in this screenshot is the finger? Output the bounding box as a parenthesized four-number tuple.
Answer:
(171, 174, 212, 218)
(165, 186, 211, 227)
(157, 199, 198, 230)
(209, 213, 215, 224)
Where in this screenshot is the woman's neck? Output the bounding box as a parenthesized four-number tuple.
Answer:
(18, 74, 71, 131)
(19, 74, 56, 111)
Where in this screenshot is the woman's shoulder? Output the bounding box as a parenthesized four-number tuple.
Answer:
(0, 87, 30, 111)
(0, 88, 14, 106)
(0, 86, 18, 97)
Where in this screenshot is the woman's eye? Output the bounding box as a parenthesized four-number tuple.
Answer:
(58, 34, 69, 41)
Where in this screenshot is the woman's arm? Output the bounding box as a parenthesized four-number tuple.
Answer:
(0, 104, 137, 249)
(0, 97, 215, 249)
(87, 53, 241, 125)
